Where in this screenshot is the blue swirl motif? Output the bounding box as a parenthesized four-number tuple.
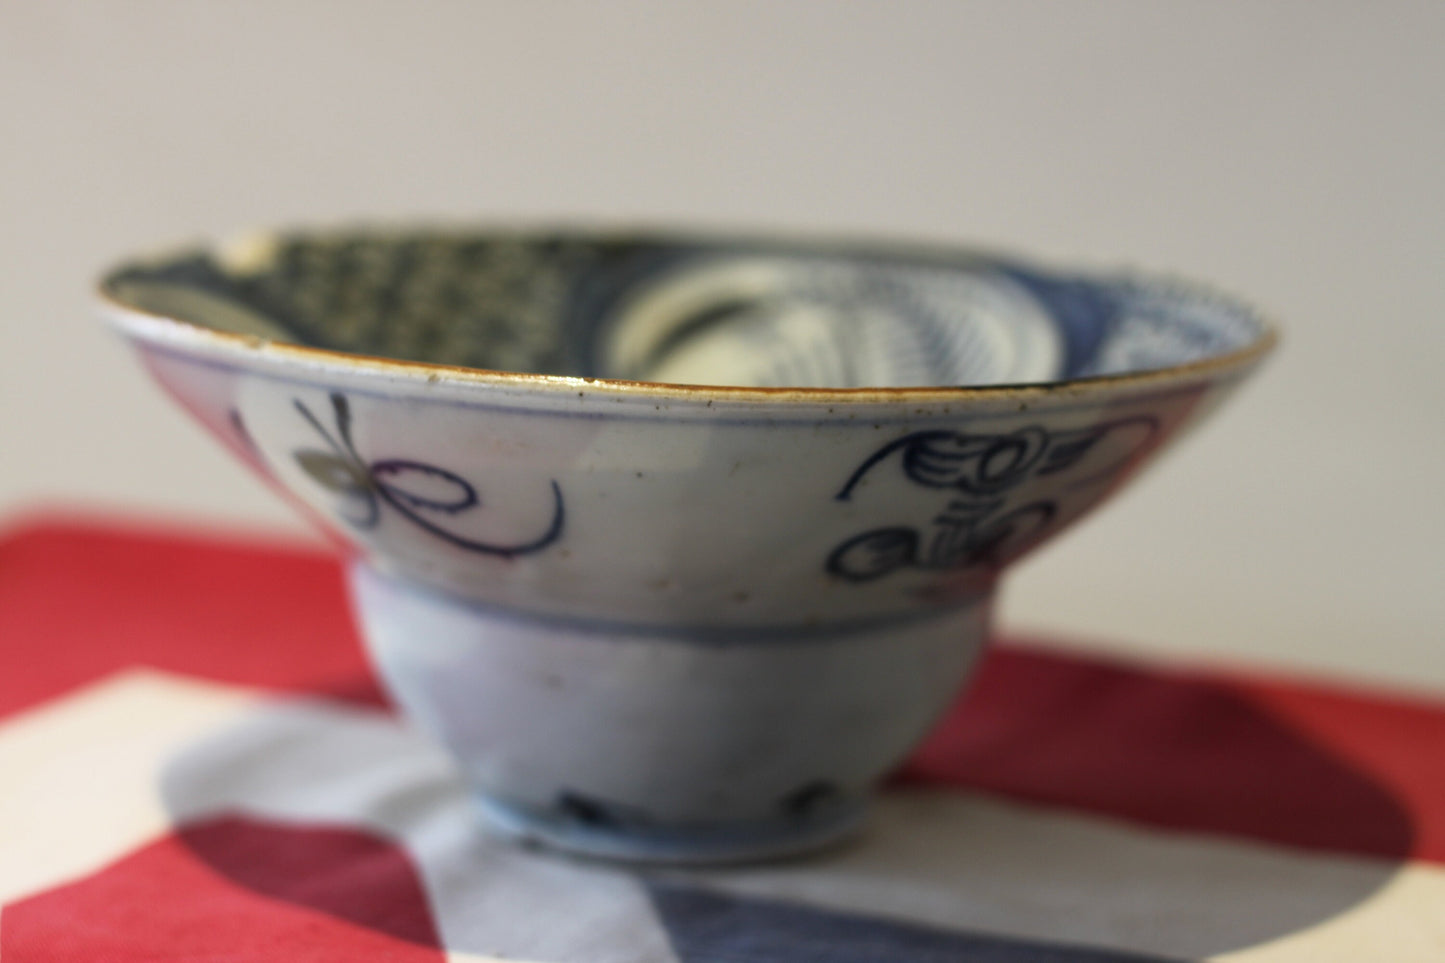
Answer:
(291, 393, 564, 557)
(827, 417, 1158, 583)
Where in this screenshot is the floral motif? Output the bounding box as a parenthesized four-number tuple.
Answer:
(828, 418, 1157, 582)
(292, 393, 564, 557)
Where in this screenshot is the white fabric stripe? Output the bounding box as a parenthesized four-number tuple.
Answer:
(1211, 868, 1445, 962)
(679, 789, 1430, 961)
(0, 670, 257, 904)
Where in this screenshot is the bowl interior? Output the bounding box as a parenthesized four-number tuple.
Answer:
(104, 229, 1267, 390)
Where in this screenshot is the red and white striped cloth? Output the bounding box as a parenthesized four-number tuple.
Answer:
(1, 516, 1441, 961)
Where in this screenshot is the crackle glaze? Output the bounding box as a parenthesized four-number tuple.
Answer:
(101, 227, 1274, 862)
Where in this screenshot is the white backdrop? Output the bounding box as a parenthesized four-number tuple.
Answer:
(2, 1, 1441, 689)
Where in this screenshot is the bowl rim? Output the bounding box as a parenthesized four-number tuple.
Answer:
(97, 226, 1280, 406)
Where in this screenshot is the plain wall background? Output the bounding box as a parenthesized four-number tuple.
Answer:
(2, 1, 1441, 689)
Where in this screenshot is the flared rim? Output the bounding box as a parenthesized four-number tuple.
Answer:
(98, 225, 1279, 405)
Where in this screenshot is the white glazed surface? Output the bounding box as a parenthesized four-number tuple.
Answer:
(125, 322, 1249, 629)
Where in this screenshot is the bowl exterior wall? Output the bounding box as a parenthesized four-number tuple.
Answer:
(112, 316, 1266, 860)
(121, 333, 1250, 630)
(350, 562, 989, 859)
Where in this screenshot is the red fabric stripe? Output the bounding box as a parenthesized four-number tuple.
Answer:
(898, 645, 1431, 861)
(1237, 677, 1445, 863)
(0, 816, 444, 961)
(0, 514, 385, 720)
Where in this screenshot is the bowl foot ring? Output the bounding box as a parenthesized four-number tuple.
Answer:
(475, 791, 869, 865)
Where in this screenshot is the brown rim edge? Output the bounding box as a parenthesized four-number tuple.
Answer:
(96, 236, 1280, 406)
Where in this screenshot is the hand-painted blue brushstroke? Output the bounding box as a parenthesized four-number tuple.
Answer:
(647, 884, 1183, 963)
(996, 265, 1117, 379)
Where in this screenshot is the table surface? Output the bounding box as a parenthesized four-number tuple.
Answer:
(1, 515, 1441, 962)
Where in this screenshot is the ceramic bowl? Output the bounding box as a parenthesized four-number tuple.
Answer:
(100, 227, 1275, 862)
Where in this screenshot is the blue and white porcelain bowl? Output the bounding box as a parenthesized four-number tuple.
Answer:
(100, 227, 1275, 862)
